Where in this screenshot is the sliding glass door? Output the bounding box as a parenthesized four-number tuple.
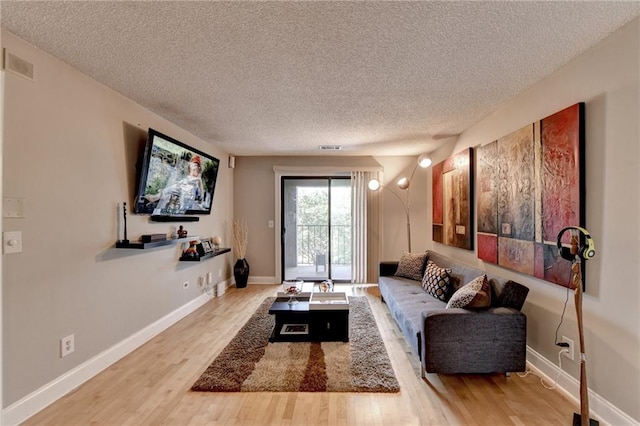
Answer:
(281, 177, 351, 282)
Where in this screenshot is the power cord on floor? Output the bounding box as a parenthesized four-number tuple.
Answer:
(518, 348, 569, 390)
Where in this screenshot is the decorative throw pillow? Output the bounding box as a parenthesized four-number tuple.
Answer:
(394, 251, 428, 281)
(446, 274, 492, 309)
(421, 260, 452, 301)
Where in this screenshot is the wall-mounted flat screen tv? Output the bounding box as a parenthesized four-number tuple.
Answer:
(134, 128, 220, 216)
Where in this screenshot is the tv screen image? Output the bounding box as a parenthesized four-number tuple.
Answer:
(134, 129, 220, 216)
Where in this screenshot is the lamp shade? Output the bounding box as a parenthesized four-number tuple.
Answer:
(368, 179, 381, 191)
(418, 154, 432, 168)
(397, 177, 410, 190)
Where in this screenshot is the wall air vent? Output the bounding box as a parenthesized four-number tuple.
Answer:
(3, 49, 34, 81)
(318, 145, 342, 151)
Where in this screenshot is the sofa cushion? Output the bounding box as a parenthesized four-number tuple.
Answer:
(446, 274, 491, 309)
(421, 260, 452, 301)
(394, 251, 428, 281)
(497, 280, 530, 311)
(425, 251, 484, 292)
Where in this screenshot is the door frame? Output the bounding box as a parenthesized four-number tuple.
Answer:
(281, 176, 351, 283)
(273, 166, 381, 284)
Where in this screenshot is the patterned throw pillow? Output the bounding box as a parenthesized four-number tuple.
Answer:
(421, 260, 452, 301)
(394, 252, 428, 281)
(446, 274, 492, 309)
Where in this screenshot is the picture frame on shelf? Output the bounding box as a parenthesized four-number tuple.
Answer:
(197, 238, 214, 256)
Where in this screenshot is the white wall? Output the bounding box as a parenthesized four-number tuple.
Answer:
(1, 31, 234, 411)
(0, 28, 6, 425)
(430, 18, 640, 422)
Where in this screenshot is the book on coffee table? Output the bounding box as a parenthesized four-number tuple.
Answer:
(280, 324, 309, 335)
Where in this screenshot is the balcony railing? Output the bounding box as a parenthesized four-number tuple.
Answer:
(297, 224, 351, 265)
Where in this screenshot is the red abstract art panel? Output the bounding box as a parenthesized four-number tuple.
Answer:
(477, 233, 498, 263)
(476, 103, 585, 288)
(432, 148, 474, 250)
(541, 103, 583, 244)
(498, 238, 535, 276)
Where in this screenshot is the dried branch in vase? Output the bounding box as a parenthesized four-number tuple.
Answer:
(232, 219, 249, 259)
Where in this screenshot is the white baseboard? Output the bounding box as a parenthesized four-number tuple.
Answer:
(248, 276, 277, 284)
(526, 346, 638, 426)
(2, 293, 214, 426)
(229, 276, 277, 285)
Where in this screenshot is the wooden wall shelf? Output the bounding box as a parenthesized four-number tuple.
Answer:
(115, 236, 198, 250)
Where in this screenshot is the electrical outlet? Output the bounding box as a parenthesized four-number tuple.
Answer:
(198, 276, 205, 287)
(562, 336, 574, 360)
(60, 334, 75, 357)
(207, 272, 213, 284)
(218, 268, 222, 278)
(183, 281, 189, 290)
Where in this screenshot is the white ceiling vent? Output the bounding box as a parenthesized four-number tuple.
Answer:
(3, 49, 34, 81)
(318, 145, 342, 151)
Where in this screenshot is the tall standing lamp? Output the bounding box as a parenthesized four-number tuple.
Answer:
(556, 226, 598, 426)
(368, 154, 432, 252)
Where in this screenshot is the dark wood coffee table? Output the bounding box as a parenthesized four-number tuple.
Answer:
(268, 296, 349, 342)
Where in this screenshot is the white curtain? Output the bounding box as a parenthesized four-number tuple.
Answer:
(351, 171, 379, 283)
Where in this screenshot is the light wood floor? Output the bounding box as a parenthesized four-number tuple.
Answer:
(25, 284, 577, 425)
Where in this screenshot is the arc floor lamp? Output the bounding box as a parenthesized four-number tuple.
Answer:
(368, 154, 432, 252)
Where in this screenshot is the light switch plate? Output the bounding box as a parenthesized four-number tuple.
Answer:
(3, 231, 23, 254)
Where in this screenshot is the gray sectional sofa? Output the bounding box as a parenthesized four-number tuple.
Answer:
(379, 250, 529, 376)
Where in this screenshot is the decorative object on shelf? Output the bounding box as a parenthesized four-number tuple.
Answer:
(196, 238, 214, 256)
(178, 247, 230, 262)
(120, 202, 129, 244)
(319, 279, 334, 292)
(282, 280, 303, 305)
(141, 233, 167, 243)
(232, 219, 249, 288)
(177, 225, 188, 239)
(212, 235, 222, 250)
(368, 154, 432, 252)
(182, 240, 200, 259)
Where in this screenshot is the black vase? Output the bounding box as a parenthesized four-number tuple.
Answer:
(234, 258, 249, 288)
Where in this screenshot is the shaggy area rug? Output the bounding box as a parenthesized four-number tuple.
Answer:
(192, 296, 399, 393)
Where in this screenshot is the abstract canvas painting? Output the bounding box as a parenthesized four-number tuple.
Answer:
(477, 103, 585, 287)
(432, 147, 474, 250)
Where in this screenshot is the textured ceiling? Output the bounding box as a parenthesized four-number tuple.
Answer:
(1, 1, 639, 156)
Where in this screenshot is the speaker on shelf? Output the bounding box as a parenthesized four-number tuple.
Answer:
(228, 155, 235, 168)
(150, 215, 200, 222)
(141, 233, 167, 243)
